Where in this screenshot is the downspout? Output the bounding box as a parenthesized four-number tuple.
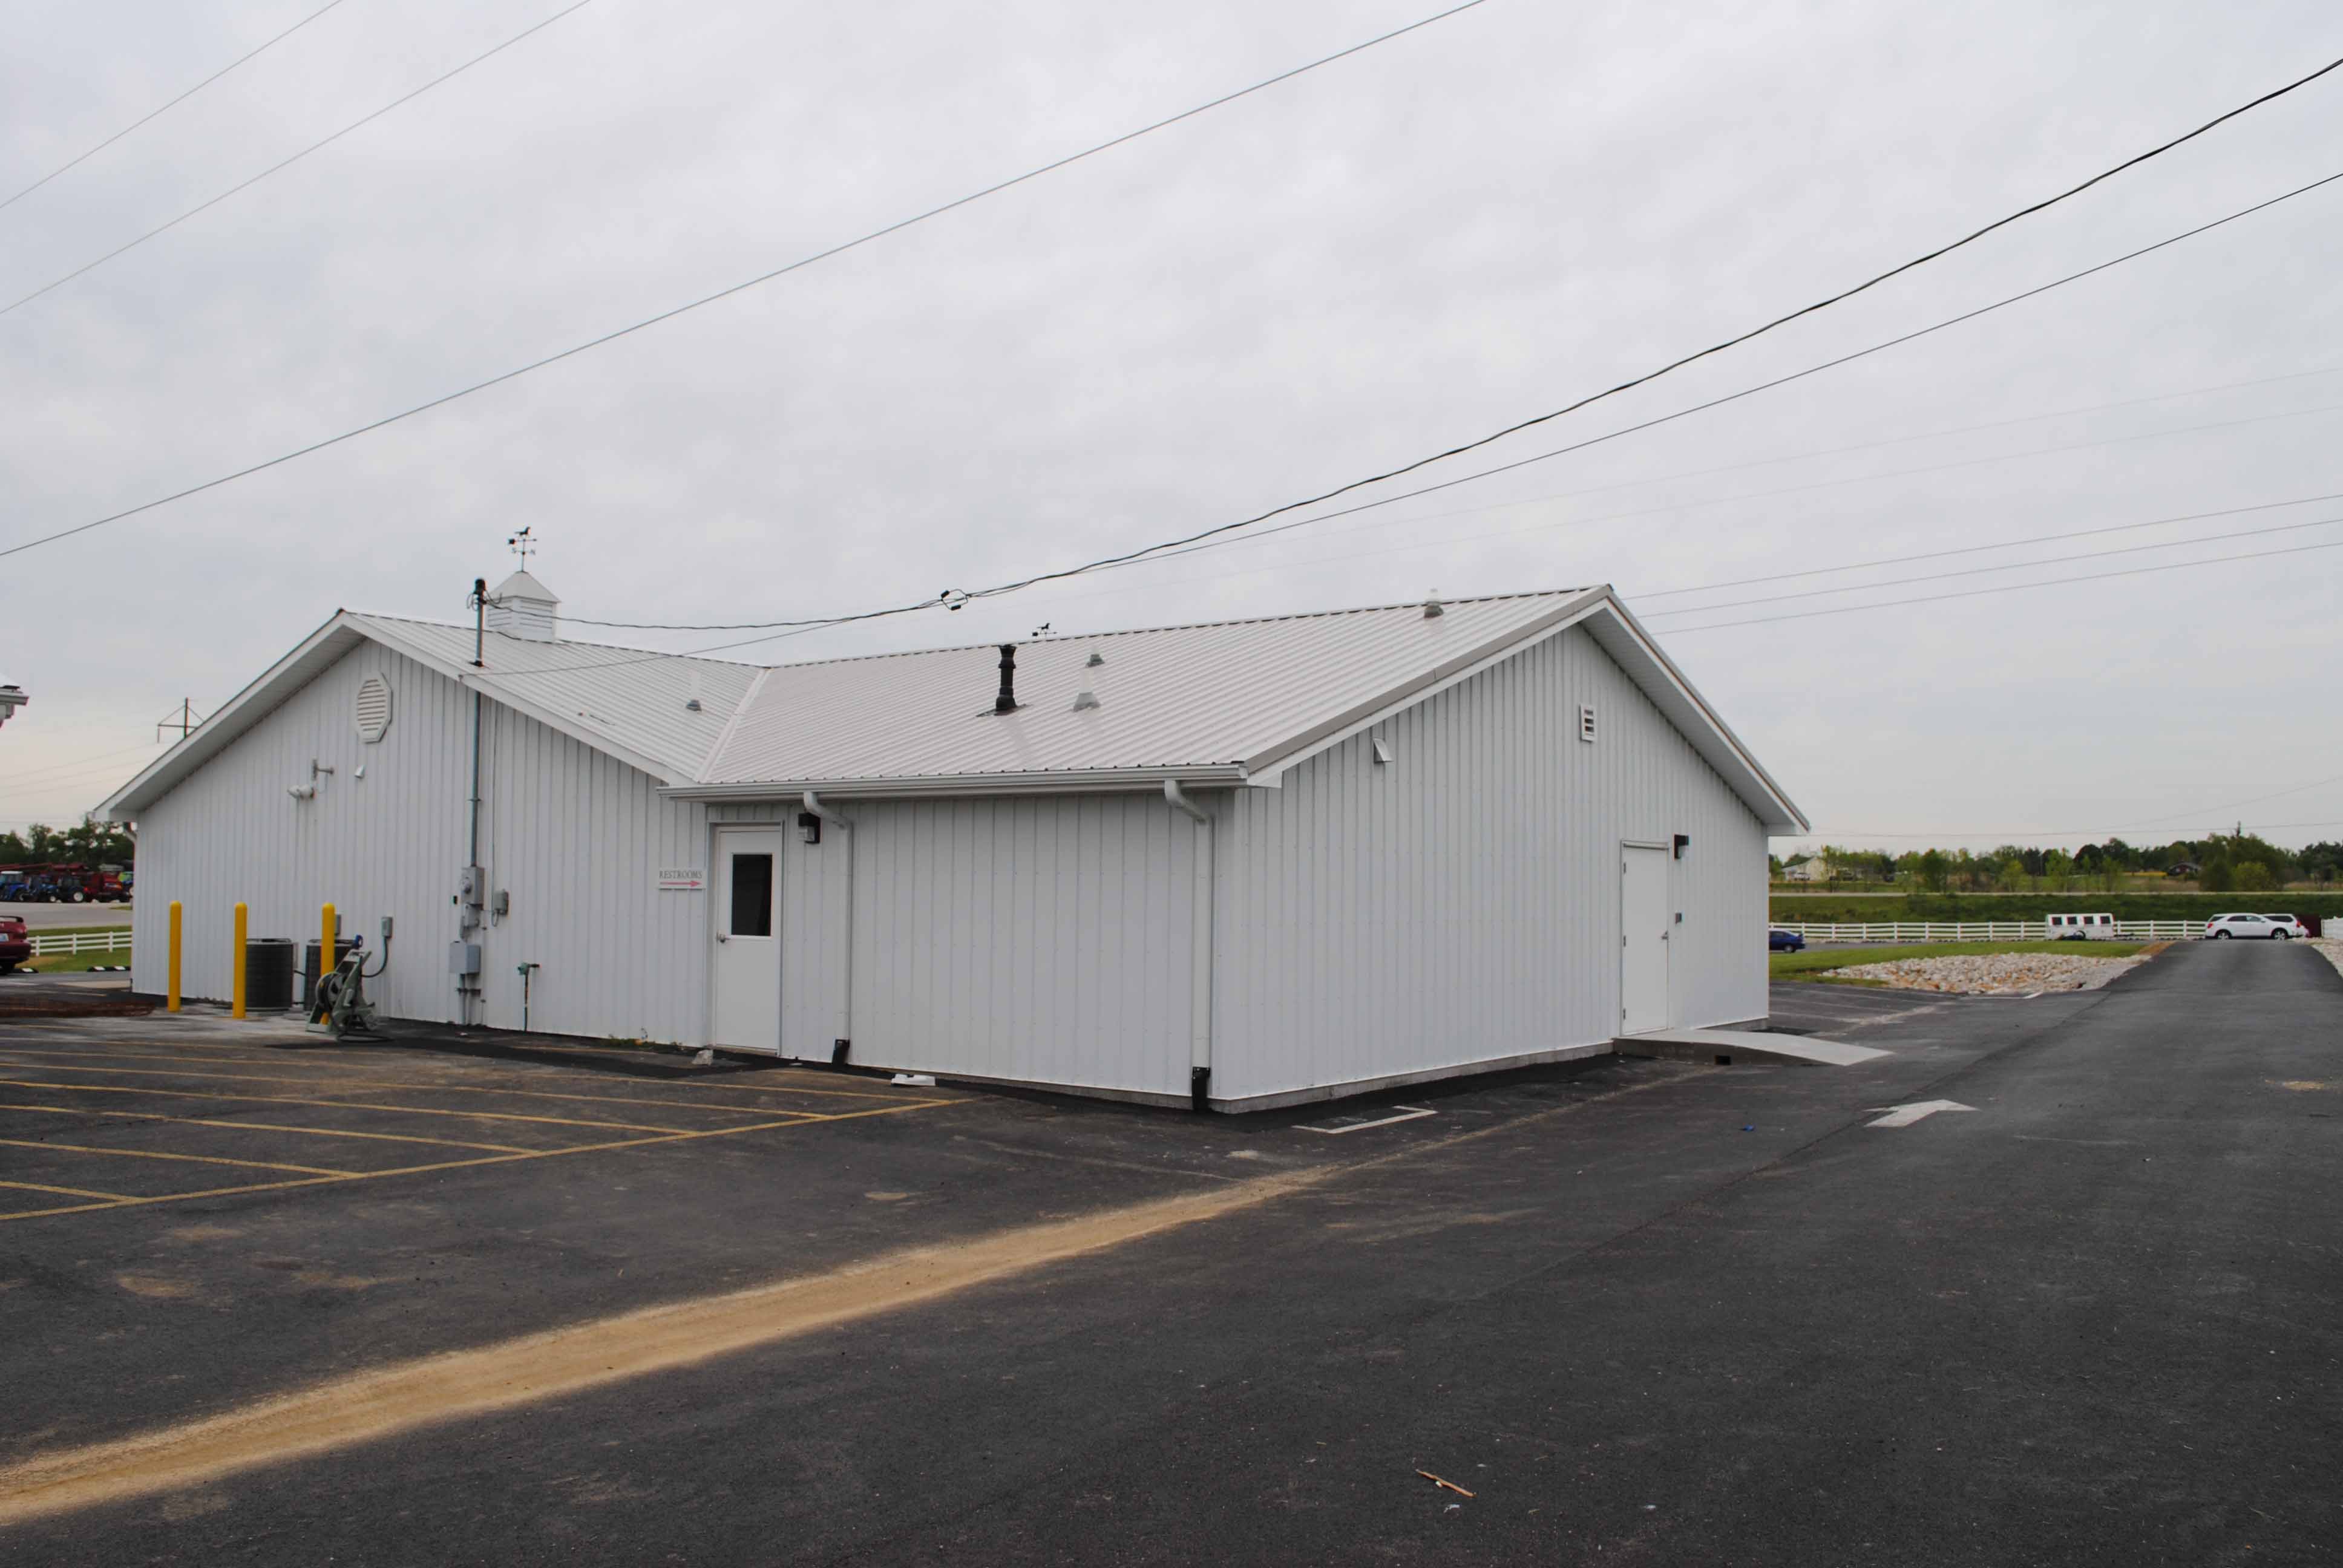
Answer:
(1163, 781, 1216, 1112)
(464, 579, 487, 1028)
(802, 791, 853, 1062)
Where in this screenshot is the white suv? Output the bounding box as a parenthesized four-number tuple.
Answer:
(2204, 912, 2290, 939)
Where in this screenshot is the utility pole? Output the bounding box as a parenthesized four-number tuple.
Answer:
(154, 698, 202, 744)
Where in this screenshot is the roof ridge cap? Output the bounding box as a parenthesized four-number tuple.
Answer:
(757, 587, 1599, 673)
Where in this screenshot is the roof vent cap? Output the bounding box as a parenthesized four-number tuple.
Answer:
(1086, 651, 1104, 667)
(1072, 690, 1100, 713)
(1422, 591, 1444, 619)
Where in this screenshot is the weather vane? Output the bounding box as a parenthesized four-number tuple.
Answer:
(507, 526, 537, 566)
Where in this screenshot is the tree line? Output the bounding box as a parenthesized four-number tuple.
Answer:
(1775, 834, 2341, 894)
(0, 818, 136, 869)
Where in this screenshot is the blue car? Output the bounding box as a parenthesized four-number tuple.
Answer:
(1769, 928, 1806, 952)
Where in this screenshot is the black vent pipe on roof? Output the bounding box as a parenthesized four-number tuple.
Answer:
(994, 643, 1018, 714)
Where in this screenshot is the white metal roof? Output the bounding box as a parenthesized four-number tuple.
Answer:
(99, 613, 760, 815)
(704, 590, 1594, 784)
(100, 589, 1805, 832)
(686, 587, 1804, 830)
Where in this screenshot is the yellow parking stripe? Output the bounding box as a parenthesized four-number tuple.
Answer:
(0, 1057, 814, 1121)
(0, 1178, 133, 1203)
(0, 1137, 355, 1177)
(364, 1040, 938, 1100)
(0, 1044, 943, 1104)
(0, 1103, 534, 1155)
(0, 1099, 947, 1223)
(0, 1079, 736, 1135)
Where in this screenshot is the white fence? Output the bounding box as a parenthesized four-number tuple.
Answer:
(1774, 920, 2203, 944)
(25, 927, 133, 958)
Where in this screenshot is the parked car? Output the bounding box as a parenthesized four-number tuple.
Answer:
(2204, 912, 2287, 939)
(2261, 913, 2310, 938)
(1769, 928, 1806, 952)
(0, 915, 29, 973)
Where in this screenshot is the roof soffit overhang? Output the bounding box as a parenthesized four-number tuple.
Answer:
(99, 613, 692, 820)
(1237, 589, 1806, 834)
(1577, 598, 1809, 834)
(661, 763, 1253, 803)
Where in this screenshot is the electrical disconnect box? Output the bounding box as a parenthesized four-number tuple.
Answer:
(448, 941, 481, 976)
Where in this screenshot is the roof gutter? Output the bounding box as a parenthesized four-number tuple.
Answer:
(661, 763, 1250, 803)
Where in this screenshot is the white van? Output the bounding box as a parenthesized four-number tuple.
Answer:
(2046, 912, 2118, 941)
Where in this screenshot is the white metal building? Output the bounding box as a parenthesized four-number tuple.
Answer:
(103, 580, 1806, 1111)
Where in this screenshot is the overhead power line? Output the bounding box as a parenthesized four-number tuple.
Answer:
(985, 403, 2343, 620)
(1656, 535, 2342, 635)
(2, 25, 2323, 570)
(1797, 818, 2343, 843)
(1, 0, 600, 318)
(1, 0, 1493, 547)
(1306, 362, 2343, 545)
(555, 163, 2343, 646)
(1640, 512, 2343, 618)
(0, 740, 170, 790)
(1050, 181, 2343, 592)
(1013, 365, 2343, 586)
(1809, 768, 2343, 840)
(1633, 492, 2343, 603)
(0, 0, 359, 217)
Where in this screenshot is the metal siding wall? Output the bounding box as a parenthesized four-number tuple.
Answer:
(130, 645, 470, 1020)
(474, 705, 712, 1044)
(128, 645, 713, 1044)
(1213, 623, 1768, 1102)
(843, 794, 1196, 1097)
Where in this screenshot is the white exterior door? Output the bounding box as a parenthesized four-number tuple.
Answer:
(1620, 843, 1671, 1034)
(710, 827, 782, 1051)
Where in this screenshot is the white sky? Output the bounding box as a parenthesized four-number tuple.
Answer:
(2, 0, 2338, 854)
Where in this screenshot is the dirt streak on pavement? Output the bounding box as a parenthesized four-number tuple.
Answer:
(0, 1070, 1704, 1524)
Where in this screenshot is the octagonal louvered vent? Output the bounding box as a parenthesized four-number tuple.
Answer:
(355, 675, 393, 743)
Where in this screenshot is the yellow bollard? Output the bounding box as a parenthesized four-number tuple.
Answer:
(231, 903, 248, 1019)
(168, 901, 182, 1013)
(321, 903, 336, 990)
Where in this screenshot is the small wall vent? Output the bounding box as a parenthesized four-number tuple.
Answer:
(355, 675, 393, 743)
(1578, 703, 1597, 743)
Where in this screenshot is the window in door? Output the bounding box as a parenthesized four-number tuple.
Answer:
(730, 852, 773, 937)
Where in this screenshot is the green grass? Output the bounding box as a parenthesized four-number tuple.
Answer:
(7, 924, 134, 974)
(18, 950, 133, 974)
(1771, 939, 2146, 981)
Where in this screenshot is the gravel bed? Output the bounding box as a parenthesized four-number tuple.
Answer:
(1827, 951, 2148, 995)
(2311, 939, 2343, 982)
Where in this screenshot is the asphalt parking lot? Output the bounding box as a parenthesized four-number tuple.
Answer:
(1, 939, 2337, 1564)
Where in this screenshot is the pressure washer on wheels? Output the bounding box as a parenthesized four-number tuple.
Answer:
(309, 929, 390, 1041)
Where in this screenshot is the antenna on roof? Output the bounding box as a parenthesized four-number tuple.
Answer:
(507, 526, 537, 566)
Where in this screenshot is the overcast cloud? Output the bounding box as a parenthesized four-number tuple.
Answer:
(2, 0, 2339, 852)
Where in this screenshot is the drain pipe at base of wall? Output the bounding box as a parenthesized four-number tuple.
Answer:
(802, 791, 853, 1063)
(1163, 781, 1216, 1113)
